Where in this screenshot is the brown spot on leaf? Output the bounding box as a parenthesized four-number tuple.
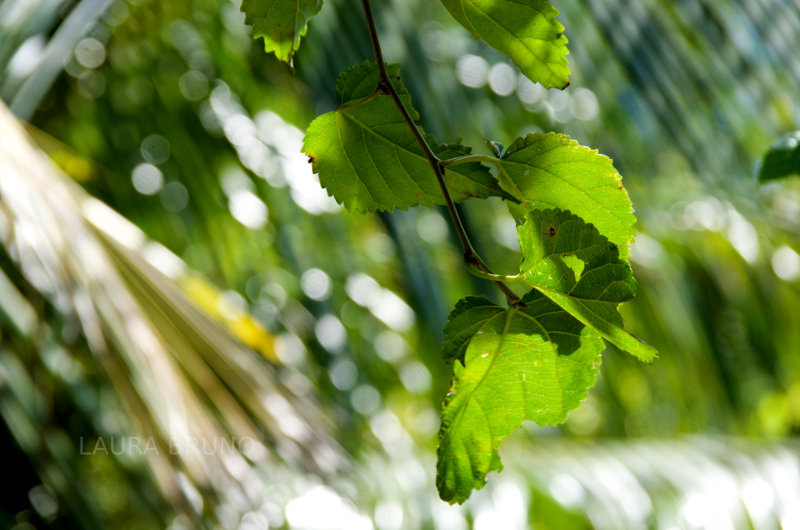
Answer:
(548, 226, 556, 237)
(307, 156, 314, 164)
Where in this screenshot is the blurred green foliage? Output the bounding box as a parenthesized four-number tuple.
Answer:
(2, 0, 800, 528)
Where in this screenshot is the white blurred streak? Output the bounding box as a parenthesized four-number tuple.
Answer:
(489, 480, 527, 530)
(142, 242, 186, 280)
(772, 245, 800, 281)
(509, 438, 800, 530)
(8, 0, 113, 120)
(83, 197, 146, 249)
(677, 198, 761, 263)
(345, 273, 415, 332)
(548, 472, 585, 508)
(257, 110, 340, 215)
(629, 232, 665, 269)
(456, 54, 489, 88)
(315, 314, 346, 353)
(0, 268, 37, 335)
(726, 208, 759, 263)
(208, 83, 339, 215)
(285, 485, 373, 530)
(740, 475, 774, 527)
(6, 35, 46, 79)
(374, 500, 404, 530)
(517, 74, 545, 105)
(488, 63, 516, 96)
(571, 88, 600, 121)
(398, 361, 431, 395)
(131, 163, 164, 195)
(301, 267, 331, 301)
(262, 392, 312, 443)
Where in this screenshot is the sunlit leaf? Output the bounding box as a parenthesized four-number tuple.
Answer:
(302, 61, 508, 212)
(497, 133, 636, 258)
(439, 0, 570, 88)
(241, 0, 323, 63)
(437, 292, 603, 504)
(516, 208, 657, 362)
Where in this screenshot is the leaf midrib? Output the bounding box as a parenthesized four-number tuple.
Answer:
(439, 309, 515, 450)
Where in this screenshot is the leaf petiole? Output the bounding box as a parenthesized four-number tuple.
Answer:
(465, 267, 527, 307)
(464, 267, 521, 284)
(441, 154, 499, 168)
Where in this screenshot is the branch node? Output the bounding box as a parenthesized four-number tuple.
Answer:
(510, 298, 527, 309)
(377, 79, 392, 94)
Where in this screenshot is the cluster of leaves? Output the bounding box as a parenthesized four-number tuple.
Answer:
(242, 0, 656, 504)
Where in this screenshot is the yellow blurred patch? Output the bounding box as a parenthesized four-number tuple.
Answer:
(51, 152, 93, 181)
(25, 124, 94, 182)
(180, 275, 278, 363)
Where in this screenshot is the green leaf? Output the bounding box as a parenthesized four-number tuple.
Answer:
(241, 0, 323, 63)
(439, 0, 570, 88)
(437, 292, 603, 504)
(758, 131, 800, 182)
(302, 61, 509, 212)
(497, 133, 636, 259)
(517, 208, 657, 363)
(442, 297, 506, 364)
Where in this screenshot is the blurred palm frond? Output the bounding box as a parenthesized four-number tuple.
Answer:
(0, 100, 348, 527)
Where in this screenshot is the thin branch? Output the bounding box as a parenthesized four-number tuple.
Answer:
(361, 0, 440, 176)
(360, 0, 523, 307)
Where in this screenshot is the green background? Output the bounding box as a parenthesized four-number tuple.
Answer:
(1, 0, 799, 528)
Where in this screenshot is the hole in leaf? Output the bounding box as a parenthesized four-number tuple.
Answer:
(562, 255, 585, 280)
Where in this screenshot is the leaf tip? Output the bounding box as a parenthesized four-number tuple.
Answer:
(625, 338, 659, 364)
